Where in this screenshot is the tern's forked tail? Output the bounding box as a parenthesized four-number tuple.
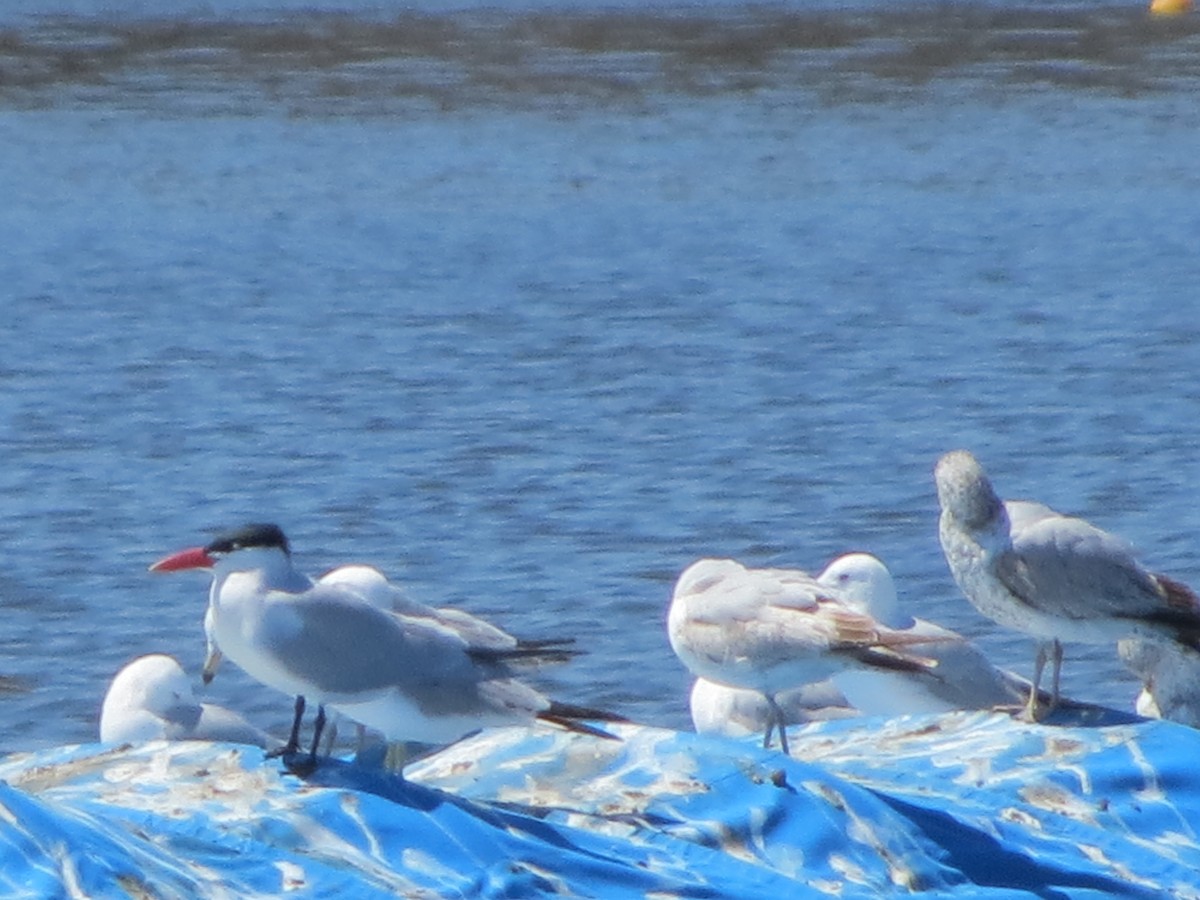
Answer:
(538, 700, 629, 741)
(470, 638, 581, 667)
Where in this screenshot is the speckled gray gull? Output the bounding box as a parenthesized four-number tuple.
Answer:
(819, 553, 1028, 716)
(667, 557, 939, 755)
(99, 654, 270, 748)
(150, 523, 621, 771)
(935, 449, 1200, 720)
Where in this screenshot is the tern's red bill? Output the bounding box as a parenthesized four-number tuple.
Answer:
(149, 546, 216, 573)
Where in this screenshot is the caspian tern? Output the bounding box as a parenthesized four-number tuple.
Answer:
(100, 654, 270, 748)
(202, 563, 575, 686)
(150, 523, 620, 770)
(935, 449, 1200, 721)
(197, 555, 577, 762)
(667, 557, 939, 755)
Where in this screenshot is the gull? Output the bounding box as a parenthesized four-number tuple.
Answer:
(1119, 634, 1200, 728)
(935, 449, 1200, 721)
(151, 523, 621, 770)
(100, 654, 269, 748)
(315, 564, 576, 663)
(1116, 548, 1200, 728)
(667, 557, 938, 754)
(818, 553, 1027, 715)
(688, 677, 855, 739)
(308, 562, 578, 764)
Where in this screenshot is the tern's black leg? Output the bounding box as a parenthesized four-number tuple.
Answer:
(266, 695, 306, 759)
(282, 704, 326, 776)
(286, 694, 306, 751)
(308, 705, 326, 767)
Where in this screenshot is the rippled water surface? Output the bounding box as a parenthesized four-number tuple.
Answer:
(1, 0, 1199, 752)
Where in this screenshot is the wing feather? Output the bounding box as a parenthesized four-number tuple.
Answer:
(260, 584, 502, 696)
(998, 504, 1165, 620)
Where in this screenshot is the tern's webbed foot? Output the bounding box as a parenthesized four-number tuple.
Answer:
(279, 750, 321, 777)
(265, 742, 300, 760)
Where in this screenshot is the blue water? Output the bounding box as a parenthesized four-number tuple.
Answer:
(1, 0, 1199, 752)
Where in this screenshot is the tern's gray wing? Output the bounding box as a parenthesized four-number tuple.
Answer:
(430, 607, 518, 652)
(261, 584, 512, 696)
(997, 504, 1165, 622)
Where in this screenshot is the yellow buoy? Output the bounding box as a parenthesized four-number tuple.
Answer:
(1150, 0, 1192, 16)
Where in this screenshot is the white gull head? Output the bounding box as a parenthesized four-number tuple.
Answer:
(100, 654, 269, 748)
(817, 552, 912, 629)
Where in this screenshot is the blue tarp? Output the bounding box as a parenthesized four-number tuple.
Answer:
(0, 711, 1196, 898)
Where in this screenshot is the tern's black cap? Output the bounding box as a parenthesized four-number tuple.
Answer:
(205, 523, 290, 556)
